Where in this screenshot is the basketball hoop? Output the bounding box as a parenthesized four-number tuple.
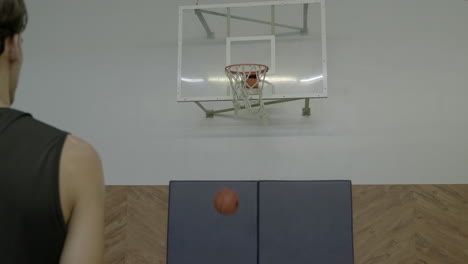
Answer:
(225, 64, 269, 118)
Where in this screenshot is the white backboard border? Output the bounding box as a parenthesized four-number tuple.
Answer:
(226, 35, 276, 74)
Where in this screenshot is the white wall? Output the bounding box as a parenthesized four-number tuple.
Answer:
(16, 0, 468, 184)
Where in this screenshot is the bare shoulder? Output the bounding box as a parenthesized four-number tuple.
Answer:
(62, 135, 101, 167)
(60, 135, 105, 222)
(61, 135, 103, 188)
(61, 135, 103, 182)
(59, 135, 105, 263)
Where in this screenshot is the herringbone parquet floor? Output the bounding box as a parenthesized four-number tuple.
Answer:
(105, 186, 169, 264)
(353, 185, 468, 264)
(105, 185, 468, 264)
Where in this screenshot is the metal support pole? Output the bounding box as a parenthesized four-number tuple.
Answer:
(271, 5, 276, 35)
(213, 98, 301, 115)
(195, 9, 214, 39)
(227, 8, 231, 37)
(302, 98, 311, 116)
(194, 98, 302, 117)
(302, 4, 309, 34)
(195, 102, 215, 118)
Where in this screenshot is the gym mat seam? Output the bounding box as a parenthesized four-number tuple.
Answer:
(257, 181, 260, 264)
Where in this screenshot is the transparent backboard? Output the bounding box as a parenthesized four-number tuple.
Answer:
(178, 0, 327, 102)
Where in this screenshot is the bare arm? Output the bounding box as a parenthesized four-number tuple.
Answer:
(59, 135, 105, 264)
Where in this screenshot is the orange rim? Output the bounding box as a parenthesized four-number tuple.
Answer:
(225, 63, 269, 75)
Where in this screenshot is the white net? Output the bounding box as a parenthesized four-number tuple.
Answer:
(225, 64, 269, 118)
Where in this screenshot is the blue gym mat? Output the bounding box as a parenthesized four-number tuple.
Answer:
(167, 180, 354, 264)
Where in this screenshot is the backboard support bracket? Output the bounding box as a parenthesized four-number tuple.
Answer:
(302, 98, 311, 116)
(195, 9, 214, 39)
(195, 8, 305, 35)
(194, 98, 312, 118)
(302, 4, 309, 34)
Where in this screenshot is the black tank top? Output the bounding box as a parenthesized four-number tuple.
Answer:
(0, 108, 68, 263)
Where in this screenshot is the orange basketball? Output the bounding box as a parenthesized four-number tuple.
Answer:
(246, 75, 259, 88)
(213, 188, 239, 215)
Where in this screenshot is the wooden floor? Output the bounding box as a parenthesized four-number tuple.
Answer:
(105, 186, 169, 264)
(105, 185, 468, 264)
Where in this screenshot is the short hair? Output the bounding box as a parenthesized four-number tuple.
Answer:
(0, 0, 28, 55)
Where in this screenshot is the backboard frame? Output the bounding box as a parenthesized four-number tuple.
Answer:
(177, 0, 328, 103)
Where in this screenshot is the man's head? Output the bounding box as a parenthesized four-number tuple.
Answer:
(0, 0, 27, 106)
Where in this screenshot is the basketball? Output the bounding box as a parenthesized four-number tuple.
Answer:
(213, 188, 239, 215)
(246, 75, 259, 88)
